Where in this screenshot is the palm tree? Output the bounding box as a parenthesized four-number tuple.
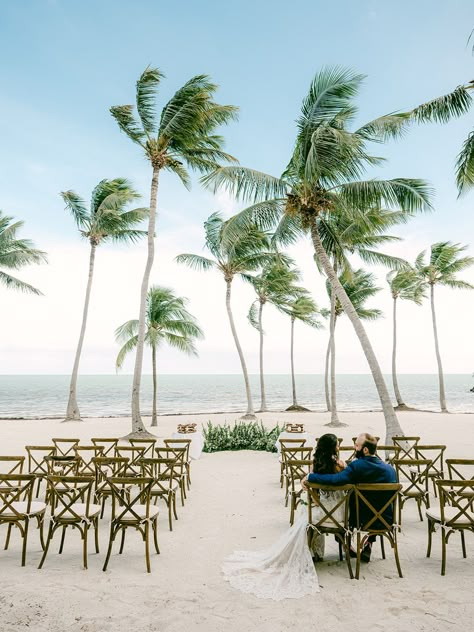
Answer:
(285, 292, 322, 411)
(0, 211, 47, 294)
(176, 212, 280, 419)
(62, 179, 147, 422)
(247, 262, 302, 411)
(386, 267, 425, 409)
(415, 242, 474, 412)
(325, 269, 382, 427)
(203, 67, 433, 440)
(115, 286, 203, 427)
(110, 67, 238, 436)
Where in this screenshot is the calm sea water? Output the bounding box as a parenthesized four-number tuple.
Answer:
(0, 374, 473, 419)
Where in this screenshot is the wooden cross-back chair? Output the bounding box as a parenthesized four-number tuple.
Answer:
(0, 457, 25, 496)
(130, 438, 157, 459)
(25, 445, 56, 497)
(286, 459, 313, 525)
(93, 457, 130, 518)
(391, 436, 420, 460)
(306, 482, 354, 579)
(51, 438, 80, 457)
(91, 438, 119, 457)
(281, 446, 313, 503)
(114, 445, 147, 477)
(140, 458, 179, 531)
(414, 445, 446, 496)
(338, 445, 356, 464)
(38, 475, 100, 570)
(278, 438, 307, 488)
(0, 474, 46, 566)
(393, 459, 431, 522)
(164, 439, 192, 489)
(446, 460, 474, 506)
(155, 447, 187, 507)
(427, 479, 474, 575)
(352, 483, 403, 579)
(74, 446, 105, 478)
(375, 445, 400, 464)
(102, 476, 159, 573)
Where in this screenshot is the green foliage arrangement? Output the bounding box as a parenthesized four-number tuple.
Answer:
(203, 421, 283, 453)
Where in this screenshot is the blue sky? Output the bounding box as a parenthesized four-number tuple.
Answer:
(0, 1, 473, 375)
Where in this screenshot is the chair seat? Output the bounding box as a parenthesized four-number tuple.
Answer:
(116, 504, 159, 522)
(1, 501, 46, 516)
(402, 483, 427, 497)
(53, 503, 102, 520)
(426, 506, 474, 525)
(408, 466, 442, 478)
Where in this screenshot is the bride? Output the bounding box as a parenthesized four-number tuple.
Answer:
(222, 433, 346, 600)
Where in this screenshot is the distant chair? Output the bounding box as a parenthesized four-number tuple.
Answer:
(140, 457, 180, 530)
(91, 438, 119, 457)
(393, 459, 431, 522)
(155, 448, 187, 507)
(286, 459, 313, 525)
(51, 438, 80, 457)
(25, 445, 56, 497)
(164, 439, 192, 489)
(375, 445, 400, 465)
(93, 457, 130, 518)
(130, 438, 157, 459)
(114, 445, 146, 477)
(414, 445, 446, 496)
(278, 438, 307, 488)
(44, 456, 81, 507)
(0, 456, 25, 496)
(281, 446, 314, 506)
(74, 446, 105, 478)
(391, 436, 420, 460)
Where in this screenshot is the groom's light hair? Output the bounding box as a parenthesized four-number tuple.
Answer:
(360, 433, 378, 455)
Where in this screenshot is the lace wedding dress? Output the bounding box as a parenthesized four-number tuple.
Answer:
(222, 490, 345, 601)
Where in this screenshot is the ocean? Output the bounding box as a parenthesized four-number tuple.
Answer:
(0, 374, 473, 419)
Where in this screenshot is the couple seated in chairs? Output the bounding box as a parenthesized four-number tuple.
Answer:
(223, 432, 397, 600)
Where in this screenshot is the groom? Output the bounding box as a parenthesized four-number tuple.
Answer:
(302, 432, 397, 562)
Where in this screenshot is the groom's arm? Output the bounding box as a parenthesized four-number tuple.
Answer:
(307, 462, 356, 486)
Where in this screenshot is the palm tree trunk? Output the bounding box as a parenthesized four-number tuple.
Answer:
(326, 317, 347, 427)
(290, 317, 297, 407)
(258, 300, 267, 412)
(392, 297, 405, 408)
(151, 343, 158, 427)
(64, 242, 97, 422)
(129, 167, 160, 437)
(430, 284, 447, 412)
(225, 279, 255, 419)
(310, 221, 403, 442)
(324, 334, 331, 411)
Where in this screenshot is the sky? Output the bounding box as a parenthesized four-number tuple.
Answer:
(0, 0, 473, 376)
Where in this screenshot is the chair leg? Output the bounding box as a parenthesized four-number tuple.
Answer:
(100, 497, 106, 519)
(289, 495, 295, 526)
(4, 523, 13, 550)
(59, 526, 67, 554)
(344, 534, 354, 580)
(38, 522, 54, 569)
(82, 527, 88, 570)
(119, 528, 126, 554)
(416, 498, 423, 522)
(355, 531, 361, 580)
(167, 498, 173, 531)
(173, 494, 178, 521)
(102, 524, 115, 572)
(94, 518, 100, 554)
(380, 535, 386, 559)
(37, 515, 45, 550)
(21, 518, 29, 567)
(144, 523, 151, 573)
(461, 530, 467, 558)
(427, 519, 434, 557)
(152, 519, 160, 554)
(441, 530, 447, 576)
(392, 533, 403, 578)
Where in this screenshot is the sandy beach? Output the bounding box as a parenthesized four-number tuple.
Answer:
(0, 410, 472, 632)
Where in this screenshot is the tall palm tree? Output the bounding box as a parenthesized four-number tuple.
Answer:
(62, 178, 147, 422)
(203, 67, 433, 440)
(110, 67, 238, 436)
(285, 292, 322, 411)
(415, 242, 474, 412)
(325, 269, 382, 426)
(0, 211, 47, 294)
(177, 212, 280, 419)
(115, 286, 203, 427)
(247, 262, 302, 411)
(386, 267, 425, 409)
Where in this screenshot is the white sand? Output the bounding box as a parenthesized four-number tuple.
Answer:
(0, 410, 473, 632)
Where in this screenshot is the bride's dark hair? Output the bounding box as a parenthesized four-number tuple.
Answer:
(313, 433, 339, 474)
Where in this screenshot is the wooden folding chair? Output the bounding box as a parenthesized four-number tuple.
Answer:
(306, 482, 354, 579)
(0, 474, 46, 566)
(91, 438, 119, 457)
(102, 477, 159, 573)
(281, 446, 313, 504)
(25, 445, 56, 497)
(114, 445, 146, 477)
(391, 436, 420, 460)
(51, 438, 80, 457)
(93, 457, 130, 518)
(164, 439, 192, 489)
(130, 438, 157, 459)
(38, 475, 100, 570)
(155, 447, 187, 506)
(414, 445, 446, 496)
(394, 459, 431, 522)
(140, 458, 179, 530)
(286, 459, 313, 525)
(278, 438, 306, 488)
(426, 479, 474, 575)
(352, 483, 403, 579)
(74, 446, 105, 478)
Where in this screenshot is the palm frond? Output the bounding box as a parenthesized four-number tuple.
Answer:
(136, 66, 164, 136)
(110, 105, 145, 145)
(456, 130, 474, 195)
(0, 270, 43, 295)
(175, 253, 217, 271)
(115, 335, 139, 370)
(201, 166, 288, 203)
(411, 85, 472, 123)
(61, 190, 90, 229)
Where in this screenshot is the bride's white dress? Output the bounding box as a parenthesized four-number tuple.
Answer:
(222, 490, 345, 601)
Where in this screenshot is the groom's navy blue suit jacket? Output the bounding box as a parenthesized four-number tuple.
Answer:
(307, 455, 397, 528)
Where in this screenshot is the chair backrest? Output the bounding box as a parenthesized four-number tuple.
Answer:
(47, 475, 94, 521)
(306, 483, 353, 530)
(0, 474, 35, 519)
(281, 446, 314, 466)
(140, 458, 177, 492)
(352, 483, 402, 532)
(391, 436, 420, 459)
(0, 456, 25, 475)
(393, 459, 431, 496)
(114, 445, 147, 474)
(286, 459, 313, 492)
(446, 459, 474, 482)
(51, 438, 80, 456)
(414, 445, 446, 477)
(375, 445, 401, 464)
(25, 446, 56, 476)
(436, 479, 474, 527)
(129, 438, 157, 459)
(74, 446, 105, 476)
(164, 439, 191, 461)
(91, 438, 119, 457)
(93, 457, 129, 487)
(45, 455, 81, 477)
(338, 446, 356, 463)
(106, 477, 154, 523)
(278, 438, 307, 451)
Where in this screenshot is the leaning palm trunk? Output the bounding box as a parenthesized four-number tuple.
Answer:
(326, 315, 346, 427)
(430, 284, 447, 412)
(225, 280, 255, 419)
(391, 297, 406, 409)
(324, 335, 331, 411)
(130, 169, 160, 436)
(151, 343, 158, 427)
(289, 317, 298, 407)
(258, 300, 268, 412)
(310, 222, 403, 442)
(64, 242, 97, 422)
